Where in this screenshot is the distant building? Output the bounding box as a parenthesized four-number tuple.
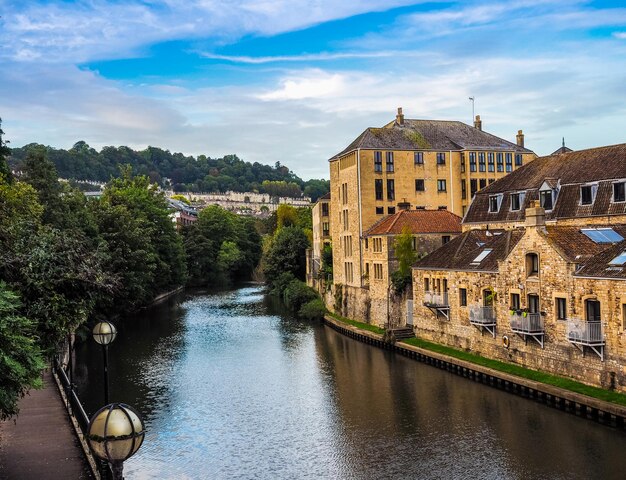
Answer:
(171, 190, 311, 214)
(308, 193, 331, 290)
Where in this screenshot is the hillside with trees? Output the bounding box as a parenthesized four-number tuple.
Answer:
(8, 142, 330, 201)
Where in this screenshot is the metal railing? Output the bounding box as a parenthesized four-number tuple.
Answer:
(566, 319, 605, 345)
(469, 305, 496, 325)
(510, 312, 544, 334)
(424, 291, 449, 307)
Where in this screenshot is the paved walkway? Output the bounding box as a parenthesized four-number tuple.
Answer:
(0, 368, 92, 479)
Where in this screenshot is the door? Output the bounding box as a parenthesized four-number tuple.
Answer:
(585, 300, 601, 322)
(528, 294, 539, 313)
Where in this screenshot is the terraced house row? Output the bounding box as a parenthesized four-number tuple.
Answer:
(311, 107, 626, 392)
(414, 144, 626, 392)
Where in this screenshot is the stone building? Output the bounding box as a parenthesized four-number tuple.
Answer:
(307, 193, 331, 291)
(327, 108, 535, 321)
(412, 143, 626, 392)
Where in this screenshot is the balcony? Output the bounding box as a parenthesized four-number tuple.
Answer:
(469, 305, 496, 337)
(423, 291, 449, 320)
(510, 312, 545, 347)
(566, 319, 605, 361)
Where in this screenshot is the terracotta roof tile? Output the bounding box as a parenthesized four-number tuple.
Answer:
(365, 209, 462, 236)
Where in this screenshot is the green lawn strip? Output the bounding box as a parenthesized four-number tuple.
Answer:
(401, 337, 626, 407)
(326, 312, 385, 335)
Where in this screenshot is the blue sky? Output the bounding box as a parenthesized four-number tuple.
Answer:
(1, 0, 626, 179)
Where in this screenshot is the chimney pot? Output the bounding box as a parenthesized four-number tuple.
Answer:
(396, 107, 404, 125)
(474, 115, 482, 131)
(516, 129, 525, 148)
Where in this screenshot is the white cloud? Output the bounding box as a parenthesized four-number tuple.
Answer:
(614, 32, 626, 39)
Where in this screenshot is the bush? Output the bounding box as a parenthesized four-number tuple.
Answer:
(391, 270, 412, 294)
(283, 279, 317, 312)
(299, 299, 326, 320)
(269, 271, 296, 297)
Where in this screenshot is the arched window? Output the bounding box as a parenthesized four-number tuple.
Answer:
(526, 253, 539, 277)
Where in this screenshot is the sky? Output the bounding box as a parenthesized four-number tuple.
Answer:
(1, 1, 626, 179)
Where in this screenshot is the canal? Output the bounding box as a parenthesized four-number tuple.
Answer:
(75, 285, 626, 479)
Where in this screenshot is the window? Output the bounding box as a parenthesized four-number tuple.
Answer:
(510, 192, 524, 211)
(387, 206, 396, 214)
(609, 250, 626, 265)
(460, 155, 466, 173)
(479, 152, 486, 172)
(344, 262, 353, 283)
(412, 237, 418, 251)
(580, 185, 595, 205)
(539, 190, 553, 210)
(488, 153, 495, 172)
(479, 179, 486, 190)
(581, 227, 624, 243)
(386, 152, 394, 172)
(510, 293, 520, 310)
(489, 194, 503, 213)
(375, 179, 383, 200)
(373, 263, 383, 280)
(505, 153, 512, 172)
(471, 248, 493, 264)
(343, 236, 352, 256)
(461, 180, 467, 200)
(414, 152, 424, 165)
(497, 153, 504, 172)
(365, 238, 369, 250)
(528, 294, 539, 314)
(374, 151, 382, 172)
(424, 278, 430, 292)
(437, 179, 447, 192)
(342, 209, 349, 230)
(437, 152, 446, 165)
(442, 235, 451, 244)
(556, 297, 567, 320)
(585, 299, 601, 322)
(515, 154, 523, 166)
(470, 179, 478, 198)
(321, 203, 329, 216)
(322, 222, 329, 236)
(469, 152, 477, 172)
(614, 182, 626, 202)
(376, 206, 384, 215)
(459, 288, 467, 307)
(373, 238, 382, 252)
(387, 179, 395, 200)
(526, 253, 539, 277)
(341, 183, 348, 204)
(415, 179, 425, 192)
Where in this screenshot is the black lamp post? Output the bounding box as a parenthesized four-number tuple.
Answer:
(92, 321, 117, 404)
(87, 403, 145, 480)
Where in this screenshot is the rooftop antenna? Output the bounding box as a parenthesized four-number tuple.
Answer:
(469, 96, 475, 122)
(562, 137, 565, 148)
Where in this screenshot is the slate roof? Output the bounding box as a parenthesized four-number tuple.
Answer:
(465, 143, 626, 224)
(330, 119, 532, 160)
(414, 228, 524, 272)
(318, 192, 331, 200)
(365, 209, 462, 236)
(574, 239, 626, 279)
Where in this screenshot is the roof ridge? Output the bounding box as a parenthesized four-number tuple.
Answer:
(387, 211, 403, 232)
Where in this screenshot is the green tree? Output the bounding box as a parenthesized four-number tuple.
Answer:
(0, 283, 45, 420)
(391, 226, 417, 293)
(263, 226, 310, 285)
(0, 118, 11, 182)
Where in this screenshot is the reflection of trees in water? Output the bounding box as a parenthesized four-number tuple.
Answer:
(264, 294, 316, 352)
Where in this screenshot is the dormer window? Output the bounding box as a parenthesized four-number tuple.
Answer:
(580, 184, 597, 205)
(539, 190, 553, 210)
(613, 182, 626, 202)
(489, 194, 503, 213)
(510, 192, 525, 211)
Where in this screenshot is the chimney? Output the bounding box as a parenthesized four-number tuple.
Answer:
(525, 200, 545, 228)
(474, 115, 482, 131)
(396, 107, 404, 126)
(516, 129, 525, 148)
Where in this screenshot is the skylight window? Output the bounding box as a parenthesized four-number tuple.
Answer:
(581, 228, 624, 244)
(471, 249, 493, 264)
(609, 251, 626, 265)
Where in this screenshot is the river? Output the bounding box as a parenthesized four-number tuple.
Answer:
(74, 285, 626, 479)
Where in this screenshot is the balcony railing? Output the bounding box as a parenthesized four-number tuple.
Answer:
(510, 312, 544, 334)
(424, 291, 449, 307)
(469, 305, 496, 326)
(566, 319, 604, 346)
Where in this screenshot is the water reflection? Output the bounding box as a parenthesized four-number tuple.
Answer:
(75, 285, 626, 479)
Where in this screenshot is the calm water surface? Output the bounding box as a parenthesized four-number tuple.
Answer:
(75, 285, 626, 479)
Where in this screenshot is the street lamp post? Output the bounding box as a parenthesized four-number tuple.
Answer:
(87, 403, 145, 480)
(92, 321, 117, 404)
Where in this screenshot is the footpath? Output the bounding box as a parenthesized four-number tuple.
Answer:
(0, 368, 91, 480)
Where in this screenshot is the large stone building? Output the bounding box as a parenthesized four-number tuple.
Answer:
(308, 193, 331, 290)
(328, 108, 535, 294)
(412, 143, 626, 392)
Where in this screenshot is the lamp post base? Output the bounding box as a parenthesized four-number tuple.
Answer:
(111, 462, 124, 480)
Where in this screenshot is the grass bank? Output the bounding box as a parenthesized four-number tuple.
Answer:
(328, 313, 626, 407)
